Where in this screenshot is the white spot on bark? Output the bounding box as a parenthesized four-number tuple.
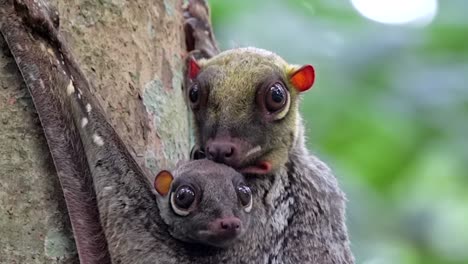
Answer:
(92, 134, 104, 146)
(28, 73, 36, 81)
(66, 81, 75, 95)
(81, 118, 88, 128)
(86, 103, 92, 113)
(39, 79, 45, 89)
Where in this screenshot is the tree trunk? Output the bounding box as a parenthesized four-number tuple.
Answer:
(0, 0, 188, 262)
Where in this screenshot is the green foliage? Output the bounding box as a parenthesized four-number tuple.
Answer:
(209, 0, 468, 263)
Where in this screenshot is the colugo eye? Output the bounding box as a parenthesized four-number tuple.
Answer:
(171, 185, 196, 216)
(189, 84, 199, 104)
(237, 183, 253, 213)
(265, 83, 288, 113)
(190, 146, 206, 160)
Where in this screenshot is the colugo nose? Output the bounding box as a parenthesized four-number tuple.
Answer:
(220, 218, 241, 231)
(210, 217, 242, 236)
(205, 141, 239, 166)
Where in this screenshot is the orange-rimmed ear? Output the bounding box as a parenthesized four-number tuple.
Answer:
(290, 65, 315, 92)
(188, 57, 200, 79)
(154, 170, 174, 196)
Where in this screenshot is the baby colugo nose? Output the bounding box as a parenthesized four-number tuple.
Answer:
(210, 217, 242, 237)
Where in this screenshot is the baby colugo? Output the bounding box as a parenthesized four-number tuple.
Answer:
(154, 159, 253, 248)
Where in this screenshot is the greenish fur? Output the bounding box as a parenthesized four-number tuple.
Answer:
(196, 47, 302, 171)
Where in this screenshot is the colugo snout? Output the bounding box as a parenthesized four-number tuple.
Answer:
(186, 47, 315, 174)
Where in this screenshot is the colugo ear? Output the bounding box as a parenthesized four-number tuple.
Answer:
(289, 65, 315, 92)
(187, 56, 201, 80)
(154, 170, 174, 196)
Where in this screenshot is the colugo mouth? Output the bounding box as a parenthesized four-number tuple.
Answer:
(196, 229, 241, 248)
(240, 161, 272, 175)
(191, 143, 272, 175)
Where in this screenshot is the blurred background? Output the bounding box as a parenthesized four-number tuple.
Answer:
(207, 0, 468, 263)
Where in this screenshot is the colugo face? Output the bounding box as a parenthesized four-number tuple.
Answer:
(154, 160, 253, 248)
(186, 48, 315, 175)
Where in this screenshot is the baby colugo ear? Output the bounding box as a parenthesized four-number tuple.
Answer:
(289, 65, 315, 92)
(154, 170, 174, 196)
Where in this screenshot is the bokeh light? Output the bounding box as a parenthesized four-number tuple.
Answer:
(350, 0, 438, 26)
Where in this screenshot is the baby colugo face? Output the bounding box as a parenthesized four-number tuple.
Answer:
(154, 159, 253, 248)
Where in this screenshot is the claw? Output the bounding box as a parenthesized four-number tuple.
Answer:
(183, 0, 219, 59)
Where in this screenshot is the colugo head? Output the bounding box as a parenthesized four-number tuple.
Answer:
(154, 160, 253, 248)
(186, 47, 315, 174)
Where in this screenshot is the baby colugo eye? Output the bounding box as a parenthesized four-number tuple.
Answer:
(171, 185, 196, 216)
(237, 183, 253, 213)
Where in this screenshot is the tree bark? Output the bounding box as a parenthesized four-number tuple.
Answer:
(0, 0, 188, 262)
